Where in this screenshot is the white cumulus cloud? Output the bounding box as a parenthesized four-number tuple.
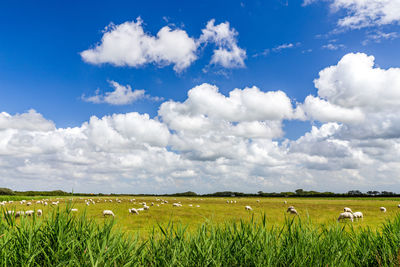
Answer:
(304, 0, 400, 29)
(199, 19, 246, 68)
(82, 81, 146, 105)
(80, 18, 198, 72)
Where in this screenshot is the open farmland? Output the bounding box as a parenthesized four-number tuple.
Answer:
(3, 196, 400, 234)
(3, 196, 400, 265)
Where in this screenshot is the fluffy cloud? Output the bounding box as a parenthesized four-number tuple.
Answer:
(314, 53, 400, 111)
(81, 18, 247, 72)
(301, 53, 400, 127)
(82, 81, 146, 105)
(304, 0, 400, 29)
(0, 109, 55, 131)
(2, 52, 400, 193)
(80, 18, 198, 72)
(199, 19, 246, 68)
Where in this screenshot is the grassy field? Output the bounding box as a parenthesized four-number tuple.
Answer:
(2, 199, 400, 266)
(2, 196, 400, 235)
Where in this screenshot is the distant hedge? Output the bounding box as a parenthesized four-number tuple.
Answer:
(0, 188, 15, 195)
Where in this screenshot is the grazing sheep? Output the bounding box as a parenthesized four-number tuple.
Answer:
(103, 210, 115, 217)
(353, 212, 363, 220)
(37, 209, 42, 216)
(137, 208, 144, 211)
(196, 205, 200, 208)
(6, 210, 14, 215)
(26, 202, 32, 206)
(173, 203, 182, 207)
(71, 208, 78, 212)
(338, 212, 354, 222)
(344, 207, 352, 213)
(287, 207, 298, 215)
(284, 200, 287, 204)
(143, 205, 150, 210)
(44, 202, 48, 206)
(226, 200, 229, 204)
(380, 207, 387, 212)
(188, 204, 193, 207)
(15, 211, 24, 218)
(25, 210, 34, 216)
(129, 208, 139, 215)
(257, 200, 260, 203)
(245, 206, 253, 211)
(398, 204, 400, 208)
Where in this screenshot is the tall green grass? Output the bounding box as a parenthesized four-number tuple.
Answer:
(1, 207, 400, 266)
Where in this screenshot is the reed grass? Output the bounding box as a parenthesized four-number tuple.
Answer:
(1, 205, 400, 266)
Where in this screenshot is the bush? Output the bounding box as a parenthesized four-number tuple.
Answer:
(0, 188, 15, 195)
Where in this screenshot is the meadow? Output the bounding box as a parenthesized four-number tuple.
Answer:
(2, 196, 400, 265)
(2, 196, 400, 234)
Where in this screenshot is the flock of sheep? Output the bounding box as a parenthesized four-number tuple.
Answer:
(1, 198, 400, 222)
(337, 206, 393, 222)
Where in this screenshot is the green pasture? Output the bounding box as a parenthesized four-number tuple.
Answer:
(2, 196, 400, 235)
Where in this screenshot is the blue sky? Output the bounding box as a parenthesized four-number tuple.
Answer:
(0, 0, 400, 193)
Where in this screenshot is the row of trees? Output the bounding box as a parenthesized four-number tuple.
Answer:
(0, 187, 398, 197)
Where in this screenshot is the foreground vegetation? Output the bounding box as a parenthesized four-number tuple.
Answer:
(1, 207, 400, 266)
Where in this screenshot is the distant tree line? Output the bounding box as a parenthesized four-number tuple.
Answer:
(0, 187, 399, 197)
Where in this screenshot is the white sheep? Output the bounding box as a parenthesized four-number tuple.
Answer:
(137, 208, 144, 211)
(353, 211, 363, 220)
(284, 200, 287, 204)
(25, 210, 34, 216)
(196, 205, 200, 208)
(338, 212, 354, 222)
(37, 209, 42, 216)
(143, 205, 150, 210)
(398, 204, 400, 208)
(15, 211, 24, 218)
(380, 207, 387, 212)
(6, 210, 14, 215)
(173, 203, 182, 207)
(287, 207, 298, 215)
(103, 210, 115, 217)
(26, 202, 32, 206)
(129, 208, 139, 215)
(44, 202, 48, 206)
(343, 207, 352, 213)
(71, 208, 78, 212)
(245, 206, 253, 211)
(257, 200, 260, 203)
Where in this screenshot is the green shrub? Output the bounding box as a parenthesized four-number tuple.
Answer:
(0, 188, 15, 195)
